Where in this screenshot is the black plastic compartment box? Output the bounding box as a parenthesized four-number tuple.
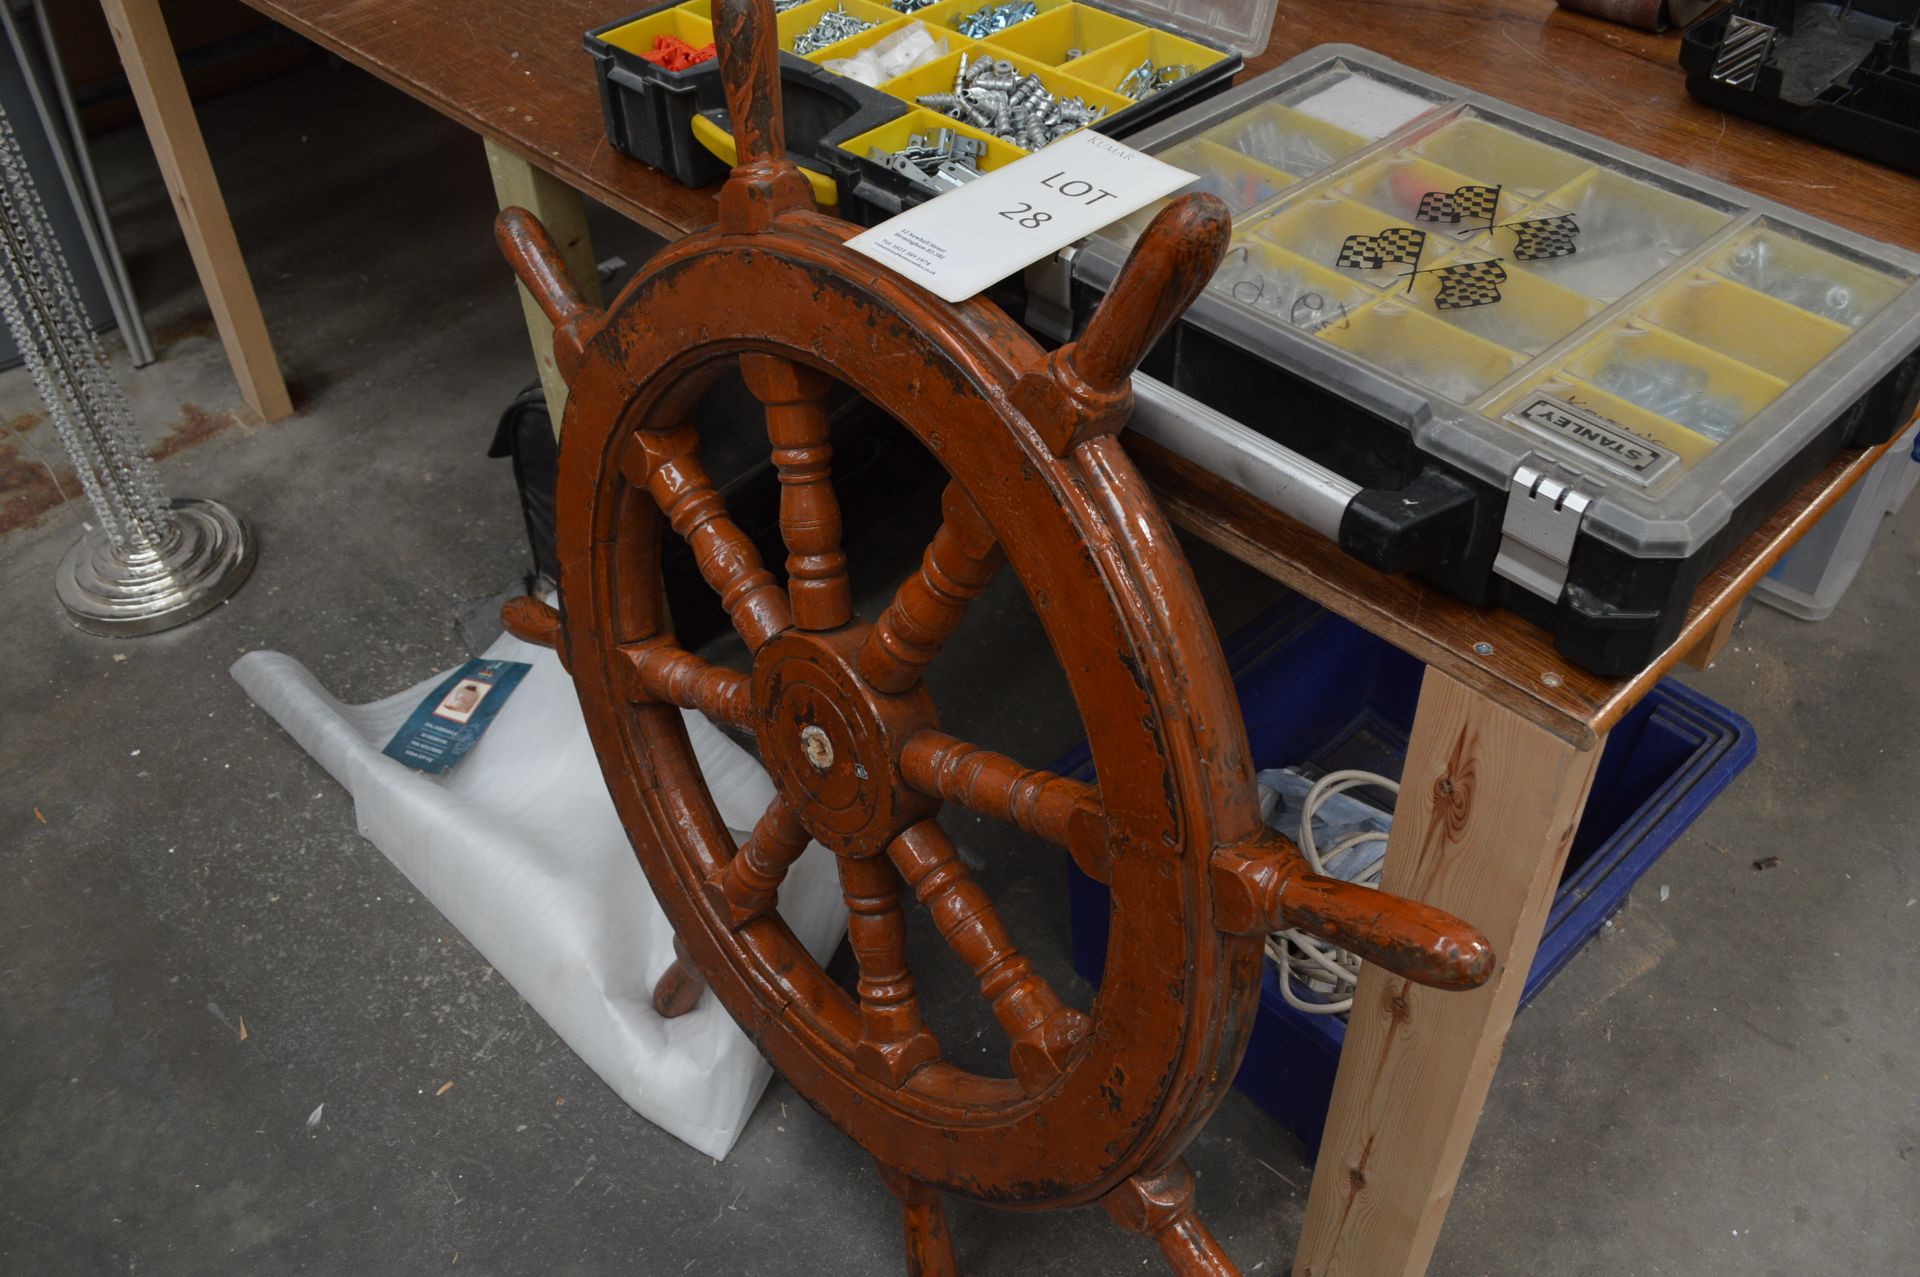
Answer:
(1043, 47, 1920, 675)
(586, 0, 1271, 218)
(586, 1, 906, 193)
(1680, 1, 1920, 178)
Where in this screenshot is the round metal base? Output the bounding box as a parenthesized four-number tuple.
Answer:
(56, 497, 257, 636)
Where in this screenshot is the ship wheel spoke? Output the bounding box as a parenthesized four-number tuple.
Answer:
(613, 639, 755, 731)
(705, 795, 812, 927)
(636, 424, 792, 652)
(838, 851, 943, 1086)
(742, 353, 852, 632)
(856, 481, 1003, 694)
(887, 819, 1089, 1092)
(897, 729, 1105, 878)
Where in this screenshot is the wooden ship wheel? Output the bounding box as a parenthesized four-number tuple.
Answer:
(495, 1, 1495, 1270)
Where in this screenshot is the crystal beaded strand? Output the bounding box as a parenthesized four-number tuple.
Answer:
(0, 100, 255, 634)
(0, 108, 168, 550)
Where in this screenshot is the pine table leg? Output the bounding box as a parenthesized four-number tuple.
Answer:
(1294, 666, 1605, 1277)
(99, 0, 292, 422)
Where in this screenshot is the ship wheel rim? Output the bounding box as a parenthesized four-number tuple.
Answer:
(554, 226, 1264, 1208)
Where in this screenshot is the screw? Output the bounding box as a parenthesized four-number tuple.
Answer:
(793, 4, 875, 54)
(1473, 641, 1494, 656)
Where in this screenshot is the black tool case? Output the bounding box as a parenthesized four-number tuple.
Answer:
(1679, 1, 1920, 178)
(585, 0, 1262, 216)
(586, 3, 907, 190)
(1037, 47, 1920, 674)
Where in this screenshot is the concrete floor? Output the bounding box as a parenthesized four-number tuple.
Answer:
(4, 58, 1917, 1277)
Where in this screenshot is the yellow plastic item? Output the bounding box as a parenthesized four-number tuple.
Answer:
(838, 106, 1028, 177)
(1638, 273, 1851, 382)
(805, 20, 975, 66)
(690, 114, 842, 204)
(1198, 103, 1365, 175)
(1487, 374, 1718, 469)
(1405, 252, 1602, 356)
(920, 0, 1081, 38)
(598, 7, 717, 62)
(878, 46, 1128, 128)
(1704, 227, 1908, 329)
(1410, 116, 1592, 204)
(1247, 194, 1417, 290)
(1334, 153, 1529, 238)
(1533, 168, 1733, 257)
(1061, 29, 1229, 96)
(1316, 298, 1525, 403)
(1095, 138, 1295, 247)
(1212, 238, 1374, 329)
(1557, 319, 1789, 441)
(776, 0, 906, 56)
(987, 3, 1142, 65)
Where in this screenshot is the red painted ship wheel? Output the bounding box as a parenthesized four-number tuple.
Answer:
(495, 2, 1493, 1270)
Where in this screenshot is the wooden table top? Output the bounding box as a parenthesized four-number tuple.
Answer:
(236, 0, 1919, 743)
(238, 0, 1920, 249)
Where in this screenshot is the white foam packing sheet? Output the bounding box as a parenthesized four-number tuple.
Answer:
(231, 633, 849, 1161)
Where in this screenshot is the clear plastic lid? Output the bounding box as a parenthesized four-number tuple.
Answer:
(1093, 0, 1277, 57)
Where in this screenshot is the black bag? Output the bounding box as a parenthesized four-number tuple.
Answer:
(488, 377, 945, 652)
(488, 381, 561, 587)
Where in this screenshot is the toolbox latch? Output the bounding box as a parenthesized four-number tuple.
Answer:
(1494, 463, 1593, 601)
(1024, 246, 1079, 345)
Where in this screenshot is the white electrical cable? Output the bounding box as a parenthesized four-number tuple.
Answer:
(1262, 769, 1398, 1016)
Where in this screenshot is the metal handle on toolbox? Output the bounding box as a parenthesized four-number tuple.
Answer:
(1128, 374, 1484, 576)
(690, 114, 840, 204)
(1128, 374, 1359, 539)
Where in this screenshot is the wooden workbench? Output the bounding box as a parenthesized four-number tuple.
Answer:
(99, 1, 1917, 1273)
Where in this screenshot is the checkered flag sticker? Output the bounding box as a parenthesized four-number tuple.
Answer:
(1503, 214, 1581, 261)
(1416, 185, 1501, 226)
(1336, 226, 1427, 270)
(1430, 259, 1509, 310)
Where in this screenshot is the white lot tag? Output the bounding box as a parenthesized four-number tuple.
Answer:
(847, 131, 1195, 303)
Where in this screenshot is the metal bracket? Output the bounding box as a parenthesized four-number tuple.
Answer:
(1493, 462, 1594, 601)
(1713, 15, 1775, 89)
(1023, 245, 1078, 343)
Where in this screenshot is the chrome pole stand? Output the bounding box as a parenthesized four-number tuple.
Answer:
(53, 495, 256, 636)
(0, 103, 254, 635)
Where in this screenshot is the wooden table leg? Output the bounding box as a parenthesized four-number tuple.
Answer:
(99, 0, 293, 422)
(484, 140, 602, 430)
(1294, 666, 1605, 1277)
(1681, 604, 1740, 670)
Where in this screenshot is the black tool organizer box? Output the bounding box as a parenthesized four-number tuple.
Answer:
(586, 4, 906, 191)
(584, 0, 1257, 220)
(1680, 1, 1920, 178)
(1039, 47, 1920, 675)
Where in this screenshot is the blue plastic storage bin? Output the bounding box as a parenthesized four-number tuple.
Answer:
(1056, 595, 1757, 1157)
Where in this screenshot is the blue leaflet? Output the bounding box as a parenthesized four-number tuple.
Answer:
(382, 658, 532, 774)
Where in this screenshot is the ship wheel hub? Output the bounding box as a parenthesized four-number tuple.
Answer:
(751, 626, 937, 856)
